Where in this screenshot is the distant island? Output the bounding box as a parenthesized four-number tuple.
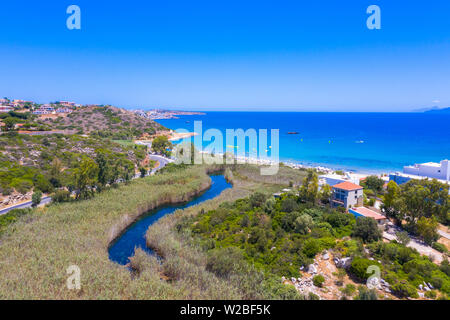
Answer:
(424, 107, 450, 114)
(412, 106, 450, 113)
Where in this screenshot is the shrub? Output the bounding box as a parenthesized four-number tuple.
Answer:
(206, 247, 245, 279)
(349, 257, 381, 281)
(313, 275, 325, 287)
(425, 290, 437, 299)
(432, 242, 448, 253)
(355, 285, 378, 300)
(51, 190, 71, 203)
(281, 197, 298, 213)
(352, 217, 382, 243)
(294, 214, 314, 235)
(303, 238, 322, 258)
(391, 280, 419, 298)
(340, 283, 356, 297)
(31, 191, 42, 207)
(249, 192, 266, 208)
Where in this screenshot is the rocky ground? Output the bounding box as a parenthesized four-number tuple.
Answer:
(0, 191, 33, 208)
(283, 250, 398, 300)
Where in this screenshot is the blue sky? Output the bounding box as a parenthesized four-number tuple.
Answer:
(1, 0, 450, 111)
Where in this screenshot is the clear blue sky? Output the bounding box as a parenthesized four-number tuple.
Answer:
(1, 0, 450, 111)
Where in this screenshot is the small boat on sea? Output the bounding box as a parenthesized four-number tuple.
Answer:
(288, 131, 299, 134)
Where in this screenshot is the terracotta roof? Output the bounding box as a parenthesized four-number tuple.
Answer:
(351, 207, 387, 221)
(332, 181, 363, 191)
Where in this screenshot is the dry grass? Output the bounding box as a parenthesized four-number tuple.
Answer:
(0, 165, 212, 299)
(0, 163, 301, 299)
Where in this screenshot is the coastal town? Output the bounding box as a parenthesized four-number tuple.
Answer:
(0, 96, 449, 301)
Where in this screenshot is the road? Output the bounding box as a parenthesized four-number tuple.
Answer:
(437, 229, 450, 240)
(149, 154, 173, 173)
(0, 196, 52, 216)
(383, 223, 443, 263)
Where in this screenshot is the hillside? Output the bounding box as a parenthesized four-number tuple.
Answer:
(0, 133, 151, 207)
(37, 105, 167, 139)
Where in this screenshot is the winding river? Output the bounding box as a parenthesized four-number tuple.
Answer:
(108, 175, 232, 265)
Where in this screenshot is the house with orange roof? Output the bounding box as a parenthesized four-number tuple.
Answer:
(349, 207, 387, 225)
(331, 181, 363, 209)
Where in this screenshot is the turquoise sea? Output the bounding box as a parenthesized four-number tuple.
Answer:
(156, 112, 450, 173)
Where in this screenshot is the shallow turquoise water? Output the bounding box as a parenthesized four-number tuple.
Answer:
(158, 112, 450, 173)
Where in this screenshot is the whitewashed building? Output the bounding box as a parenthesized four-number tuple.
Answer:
(403, 160, 450, 181)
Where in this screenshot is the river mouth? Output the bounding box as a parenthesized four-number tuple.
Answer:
(108, 174, 232, 265)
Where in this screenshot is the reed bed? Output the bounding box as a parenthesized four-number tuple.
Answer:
(0, 165, 213, 299)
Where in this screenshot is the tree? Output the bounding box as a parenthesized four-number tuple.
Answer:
(395, 230, 411, 246)
(139, 167, 147, 178)
(250, 192, 267, 208)
(363, 175, 384, 193)
(320, 184, 332, 204)
(2, 117, 17, 132)
(151, 135, 172, 157)
(299, 169, 319, 203)
(281, 197, 298, 213)
(73, 158, 99, 199)
(416, 216, 439, 245)
(49, 158, 63, 188)
(352, 217, 382, 243)
(95, 151, 112, 187)
(382, 180, 402, 225)
(31, 191, 42, 207)
(294, 214, 314, 235)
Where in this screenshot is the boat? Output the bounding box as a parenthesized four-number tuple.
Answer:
(288, 131, 299, 134)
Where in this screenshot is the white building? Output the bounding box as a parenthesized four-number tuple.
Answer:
(331, 182, 364, 209)
(0, 105, 13, 113)
(319, 173, 361, 187)
(403, 160, 450, 181)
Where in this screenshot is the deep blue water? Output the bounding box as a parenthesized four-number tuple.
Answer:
(157, 112, 450, 173)
(108, 175, 232, 265)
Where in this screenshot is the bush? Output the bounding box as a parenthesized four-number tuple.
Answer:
(31, 191, 42, 207)
(425, 290, 437, 299)
(341, 284, 356, 297)
(313, 275, 325, 287)
(432, 242, 448, 253)
(51, 190, 71, 203)
(391, 280, 419, 298)
(249, 192, 266, 208)
(352, 217, 382, 243)
(303, 239, 322, 258)
(206, 247, 245, 279)
(281, 197, 299, 213)
(355, 285, 378, 300)
(349, 257, 381, 281)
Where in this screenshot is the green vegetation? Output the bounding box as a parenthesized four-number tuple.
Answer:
(183, 189, 355, 279)
(0, 165, 219, 299)
(352, 217, 382, 243)
(382, 179, 449, 243)
(313, 275, 325, 287)
(0, 134, 147, 198)
(361, 175, 385, 194)
(37, 105, 164, 138)
(31, 190, 42, 207)
(367, 241, 450, 298)
(151, 135, 172, 156)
